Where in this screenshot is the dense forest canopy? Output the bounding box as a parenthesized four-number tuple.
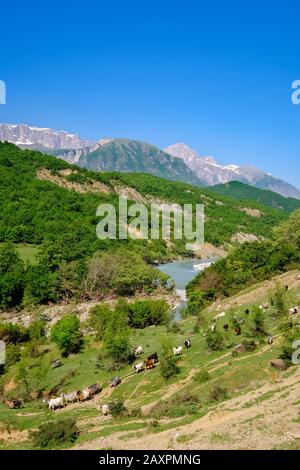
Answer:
(211, 181, 300, 213)
(187, 209, 300, 313)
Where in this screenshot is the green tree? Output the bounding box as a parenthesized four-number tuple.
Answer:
(271, 285, 287, 316)
(5, 343, 21, 367)
(102, 301, 132, 363)
(88, 303, 113, 340)
(104, 329, 132, 363)
(160, 341, 180, 380)
(206, 329, 225, 351)
(248, 306, 266, 336)
(0, 244, 25, 308)
(51, 315, 83, 356)
(274, 209, 300, 254)
(186, 291, 205, 315)
(128, 300, 169, 328)
(28, 318, 46, 341)
(23, 264, 59, 306)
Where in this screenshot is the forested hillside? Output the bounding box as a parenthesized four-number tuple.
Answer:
(211, 181, 300, 213)
(1, 144, 300, 452)
(0, 142, 295, 309)
(187, 209, 300, 313)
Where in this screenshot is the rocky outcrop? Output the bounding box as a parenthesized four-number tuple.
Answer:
(270, 359, 289, 371)
(0, 123, 94, 150)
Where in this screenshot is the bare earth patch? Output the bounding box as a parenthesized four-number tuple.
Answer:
(239, 207, 263, 218)
(36, 169, 111, 194)
(231, 232, 264, 243)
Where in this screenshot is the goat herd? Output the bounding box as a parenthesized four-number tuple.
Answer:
(132, 339, 191, 374)
(3, 297, 299, 413)
(2, 339, 192, 412)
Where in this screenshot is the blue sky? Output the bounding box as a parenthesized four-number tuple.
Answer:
(1, 1, 300, 188)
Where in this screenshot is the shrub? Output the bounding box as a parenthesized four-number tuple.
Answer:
(271, 286, 287, 316)
(209, 385, 228, 402)
(248, 306, 266, 336)
(193, 369, 210, 384)
(0, 322, 29, 344)
(109, 400, 128, 418)
(88, 303, 113, 340)
(51, 315, 83, 356)
(5, 343, 21, 367)
(30, 418, 79, 449)
(206, 329, 225, 351)
(151, 392, 202, 418)
(159, 341, 180, 380)
(24, 340, 41, 358)
(28, 318, 46, 341)
(241, 339, 257, 352)
(279, 323, 300, 362)
(187, 291, 205, 315)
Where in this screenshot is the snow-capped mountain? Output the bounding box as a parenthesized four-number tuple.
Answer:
(0, 123, 94, 151)
(165, 143, 300, 200)
(1, 123, 299, 200)
(50, 138, 114, 163)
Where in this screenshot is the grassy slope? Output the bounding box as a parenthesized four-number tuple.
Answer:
(1, 270, 299, 450)
(0, 243, 39, 264)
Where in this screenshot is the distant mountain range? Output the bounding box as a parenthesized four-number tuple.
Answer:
(165, 143, 300, 200)
(77, 138, 205, 186)
(0, 123, 93, 151)
(1, 123, 299, 199)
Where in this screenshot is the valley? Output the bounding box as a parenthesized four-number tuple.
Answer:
(0, 142, 299, 451)
(2, 0, 300, 458)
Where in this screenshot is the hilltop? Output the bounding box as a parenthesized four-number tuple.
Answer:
(77, 138, 205, 187)
(211, 181, 300, 213)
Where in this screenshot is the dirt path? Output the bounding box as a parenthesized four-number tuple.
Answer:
(75, 365, 300, 450)
(140, 368, 198, 415)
